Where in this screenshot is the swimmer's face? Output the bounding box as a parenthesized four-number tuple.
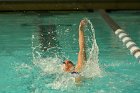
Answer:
(62, 60, 74, 72)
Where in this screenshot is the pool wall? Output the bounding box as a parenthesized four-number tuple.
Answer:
(0, 0, 140, 11)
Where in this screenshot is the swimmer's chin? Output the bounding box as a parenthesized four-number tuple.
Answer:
(75, 77, 83, 86)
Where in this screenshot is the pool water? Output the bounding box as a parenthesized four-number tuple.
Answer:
(0, 11, 140, 93)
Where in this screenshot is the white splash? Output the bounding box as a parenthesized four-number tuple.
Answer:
(81, 18, 102, 78)
(31, 18, 102, 90)
(33, 57, 63, 75)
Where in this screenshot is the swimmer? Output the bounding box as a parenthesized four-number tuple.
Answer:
(62, 19, 88, 83)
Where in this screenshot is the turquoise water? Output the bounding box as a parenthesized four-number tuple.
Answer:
(0, 11, 140, 93)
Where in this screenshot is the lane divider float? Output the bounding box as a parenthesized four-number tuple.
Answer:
(115, 29, 140, 62)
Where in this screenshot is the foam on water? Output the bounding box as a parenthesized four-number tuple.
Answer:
(33, 57, 63, 75)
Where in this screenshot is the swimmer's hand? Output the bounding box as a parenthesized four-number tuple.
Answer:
(79, 19, 88, 30)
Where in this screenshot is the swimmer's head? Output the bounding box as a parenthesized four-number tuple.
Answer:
(62, 60, 74, 72)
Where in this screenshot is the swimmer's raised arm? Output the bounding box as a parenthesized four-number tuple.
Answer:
(75, 19, 87, 72)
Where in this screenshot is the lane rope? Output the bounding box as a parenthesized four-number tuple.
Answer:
(115, 29, 140, 62)
(99, 9, 140, 62)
